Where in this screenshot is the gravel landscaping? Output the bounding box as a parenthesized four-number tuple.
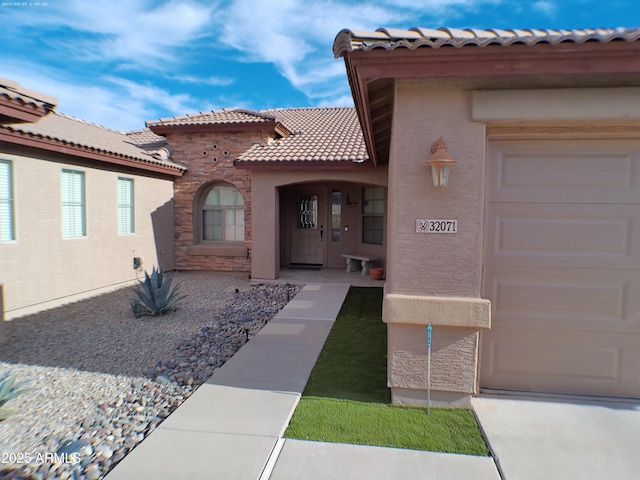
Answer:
(0, 272, 301, 479)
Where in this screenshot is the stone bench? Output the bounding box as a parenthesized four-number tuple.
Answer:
(341, 254, 380, 275)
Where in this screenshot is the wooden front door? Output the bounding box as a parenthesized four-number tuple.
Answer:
(291, 193, 324, 265)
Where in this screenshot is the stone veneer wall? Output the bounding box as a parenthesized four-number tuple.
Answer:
(169, 130, 268, 272)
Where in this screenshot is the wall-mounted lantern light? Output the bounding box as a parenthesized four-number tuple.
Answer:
(426, 137, 456, 187)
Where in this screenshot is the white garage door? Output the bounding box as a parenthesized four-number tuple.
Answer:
(481, 140, 640, 398)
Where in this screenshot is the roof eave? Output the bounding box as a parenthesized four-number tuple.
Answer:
(339, 38, 640, 169)
(0, 130, 185, 176)
(341, 55, 382, 166)
(344, 41, 640, 80)
(0, 98, 50, 123)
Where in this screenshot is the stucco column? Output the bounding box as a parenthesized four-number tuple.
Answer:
(384, 80, 490, 407)
(250, 172, 280, 280)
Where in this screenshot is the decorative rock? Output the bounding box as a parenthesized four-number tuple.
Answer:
(0, 280, 302, 478)
(132, 423, 147, 433)
(84, 464, 101, 480)
(124, 439, 138, 451)
(57, 470, 72, 480)
(79, 443, 94, 457)
(56, 439, 84, 456)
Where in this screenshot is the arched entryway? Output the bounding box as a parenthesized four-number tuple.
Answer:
(279, 181, 386, 271)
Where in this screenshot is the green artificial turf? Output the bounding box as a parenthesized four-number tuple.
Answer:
(284, 287, 489, 456)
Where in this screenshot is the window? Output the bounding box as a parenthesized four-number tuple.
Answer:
(331, 190, 341, 242)
(202, 185, 244, 242)
(362, 187, 384, 245)
(0, 160, 14, 242)
(61, 169, 86, 238)
(297, 194, 318, 229)
(117, 177, 135, 234)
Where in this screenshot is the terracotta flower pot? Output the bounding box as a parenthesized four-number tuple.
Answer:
(370, 267, 384, 280)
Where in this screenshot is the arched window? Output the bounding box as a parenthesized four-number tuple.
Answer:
(201, 185, 244, 242)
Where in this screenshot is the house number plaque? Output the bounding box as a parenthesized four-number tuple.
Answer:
(416, 219, 458, 234)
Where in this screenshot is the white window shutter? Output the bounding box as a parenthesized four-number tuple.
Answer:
(0, 161, 14, 242)
(61, 169, 86, 238)
(117, 177, 134, 234)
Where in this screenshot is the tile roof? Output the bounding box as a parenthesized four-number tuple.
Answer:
(0, 77, 57, 112)
(126, 128, 170, 151)
(146, 108, 276, 127)
(236, 107, 368, 164)
(333, 27, 640, 55)
(1, 112, 184, 173)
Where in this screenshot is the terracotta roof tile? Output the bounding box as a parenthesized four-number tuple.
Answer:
(146, 108, 276, 127)
(237, 107, 367, 164)
(0, 77, 57, 112)
(126, 128, 169, 151)
(333, 26, 640, 56)
(1, 112, 184, 172)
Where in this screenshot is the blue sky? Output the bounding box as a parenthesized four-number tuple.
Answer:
(1, 0, 639, 132)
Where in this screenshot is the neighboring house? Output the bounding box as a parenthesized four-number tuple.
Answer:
(0, 80, 387, 320)
(0, 78, 185, 320)
(334, 27, 640, 404)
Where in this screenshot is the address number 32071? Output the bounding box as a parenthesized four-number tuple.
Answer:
(416, 219, 458, 234)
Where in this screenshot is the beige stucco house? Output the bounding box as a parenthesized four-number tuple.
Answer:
(334, 27, 640, 405)
(3, 25, 640, 406)
(0, 78, 184, 320)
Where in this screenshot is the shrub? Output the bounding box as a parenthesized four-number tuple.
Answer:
(0, 371, 29, 421)
(130, 267, 185, 318)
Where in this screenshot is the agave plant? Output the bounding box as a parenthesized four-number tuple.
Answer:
(130, 267, 186, 318)
(0, 371, 30, 421)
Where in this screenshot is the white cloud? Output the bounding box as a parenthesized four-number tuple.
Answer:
(214, 0, 505, 106)
(0, 0, 515, 130)
(215, 0, 403, 105)
(0, 1, 229, 129)
(105, 77, 199, 121)
(381, 0, 479, 8)
(6, 0, 216, 68)
(533, 0, 556, 16)
(317, 94, 355, 108)
(171, 75, 235, 87)
(2, 62, 203, 131)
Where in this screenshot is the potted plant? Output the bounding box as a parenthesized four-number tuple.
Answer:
(370, 267, 384, 280)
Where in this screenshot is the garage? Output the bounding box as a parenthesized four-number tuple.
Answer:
(481, 140, 640, 398)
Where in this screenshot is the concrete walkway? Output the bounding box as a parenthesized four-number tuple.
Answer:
(107, 283, 500, 480)
(473, 393, 640, 480)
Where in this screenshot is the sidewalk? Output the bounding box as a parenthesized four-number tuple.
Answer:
(106, 283, 500, 480)
(473, 393, 640, 480)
